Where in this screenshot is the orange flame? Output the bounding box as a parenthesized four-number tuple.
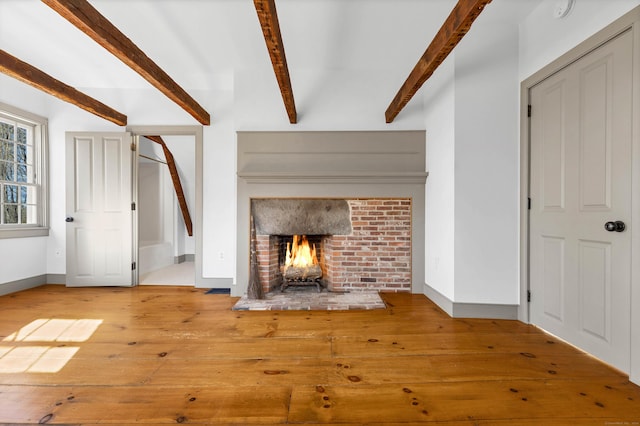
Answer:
(285, 235, 318, 268)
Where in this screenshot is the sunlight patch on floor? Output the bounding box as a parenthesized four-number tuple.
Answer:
(3, 319, 102, 343)
(0, 319, 101, 373)
(0, 346, 80, 373)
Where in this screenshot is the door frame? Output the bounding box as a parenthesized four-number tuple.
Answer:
(520, 7, 640, 384)
(127, 125, 225, 289)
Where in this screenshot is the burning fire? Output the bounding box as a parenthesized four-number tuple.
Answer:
(285, 235, 318, 268)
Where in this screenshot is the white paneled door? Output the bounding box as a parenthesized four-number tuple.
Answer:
(529, 30, 632, 373)
(65, 133, 134, 287)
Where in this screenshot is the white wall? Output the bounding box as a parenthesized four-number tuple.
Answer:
(453, 16, 520, 305)
(138, 162, 163, 244)
(202, 92, 236, 279)
(423, 58, 456, 301)
(520, 0, 640, 80)
(0, 237, 47, 283)
(423, 11, 521, 307)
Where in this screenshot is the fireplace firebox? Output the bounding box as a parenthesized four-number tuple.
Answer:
(279, 234, 325, 291)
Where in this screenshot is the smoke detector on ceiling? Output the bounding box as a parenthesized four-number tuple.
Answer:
(553, 0, 575, 19)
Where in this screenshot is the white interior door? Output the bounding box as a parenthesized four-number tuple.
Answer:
(65, 132, 134, 287)
(529, 30, 632, 372)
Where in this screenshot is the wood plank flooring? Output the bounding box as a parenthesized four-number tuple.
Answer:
(0, 285, 638, 425)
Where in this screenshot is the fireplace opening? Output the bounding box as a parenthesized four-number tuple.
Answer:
(279, 235, 325, 292)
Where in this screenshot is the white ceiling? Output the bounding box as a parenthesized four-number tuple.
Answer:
(1, 0, 543, 107)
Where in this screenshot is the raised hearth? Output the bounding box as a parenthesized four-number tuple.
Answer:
(232, 288, 387, 311)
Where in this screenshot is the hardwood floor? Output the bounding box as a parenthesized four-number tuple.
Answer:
(0, 285, 638, 425)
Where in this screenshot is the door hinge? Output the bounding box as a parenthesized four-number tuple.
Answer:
(528, 197, 531, 210)
(131, 202, 136, 211)
(527, 105, 532, 117)
(527, 290, 531, 303)
(130, 142, 136, 151)
(132, 262, 136, 271)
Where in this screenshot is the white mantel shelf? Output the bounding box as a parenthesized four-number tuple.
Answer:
(238, 171, 428, 185)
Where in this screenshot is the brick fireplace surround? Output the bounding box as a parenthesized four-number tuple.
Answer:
(254, 198, 412, 293)
(236, 131, 427, 298)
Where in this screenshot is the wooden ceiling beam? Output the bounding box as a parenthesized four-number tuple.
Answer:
(385, 0, 492, 123)
(144, 135, 193, 237)
(254, 0, 297, 124)
(0, 49, 127, 125)
(42, 0, 210, 125)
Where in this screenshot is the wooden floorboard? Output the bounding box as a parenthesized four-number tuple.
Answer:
(0, 285, 638, 425)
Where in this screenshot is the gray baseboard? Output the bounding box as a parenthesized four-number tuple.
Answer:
(196, 277, 233, 290)
(174, 254, 195, 264)
(423, 283, 519, 320)
(2, 272, 230, 295)
(0, 274, 66, 297)
(0, 275, 46, 296)
(47, 274, 66, 285)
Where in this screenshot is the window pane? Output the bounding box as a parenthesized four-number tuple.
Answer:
(16, 164, 28, 183)
(16, 143, 33, 166)
(4, 185, 18, 203)
(17, 127, 27, 144)
(16, 143, 26, 164)
(1, 161, 14, 181)
(0, 141, 14, 161)
(23, 204, 37, 224)
(23, 185, 37, 204)
(3, 204, 18, 224)
(0, 122, 14, 141)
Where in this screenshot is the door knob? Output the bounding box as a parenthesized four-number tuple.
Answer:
(65, 217, 74, 223)
(604, 221, 625, 232)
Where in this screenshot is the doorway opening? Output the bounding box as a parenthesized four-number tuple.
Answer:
(137, 135, 195, 286)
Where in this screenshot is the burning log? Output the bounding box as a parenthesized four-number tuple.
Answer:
(283, 264, 322, 281)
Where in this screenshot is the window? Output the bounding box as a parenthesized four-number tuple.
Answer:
(0, 103, 48, 238)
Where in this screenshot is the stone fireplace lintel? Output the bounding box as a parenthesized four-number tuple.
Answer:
(252, 198, 352, 235)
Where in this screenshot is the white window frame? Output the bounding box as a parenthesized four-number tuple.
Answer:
(0, 102, 48, 238)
